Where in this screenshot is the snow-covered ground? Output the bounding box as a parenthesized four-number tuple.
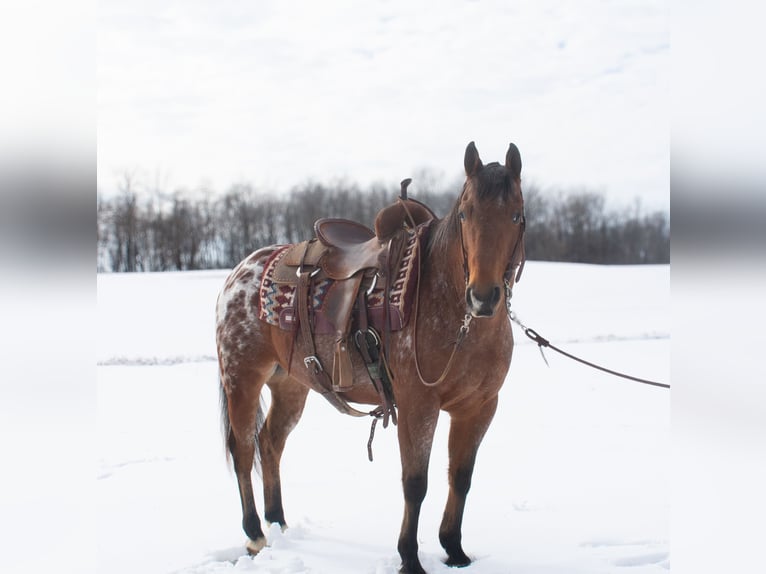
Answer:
(96, 262, 669, 573)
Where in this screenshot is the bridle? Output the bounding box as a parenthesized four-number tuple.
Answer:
(456, 184, 527, 288)
(504, 208, 526, 284)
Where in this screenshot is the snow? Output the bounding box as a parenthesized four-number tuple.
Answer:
(96, 262, 669, 573)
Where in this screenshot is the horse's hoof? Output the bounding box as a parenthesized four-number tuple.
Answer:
(445, 554, 472, 568)
(399, 561, 427, 574)
(246, 536, 267, 555)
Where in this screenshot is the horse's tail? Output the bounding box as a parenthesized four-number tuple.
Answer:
(219, 375, 232, 464)
(219, 374, 266, 476)
(252, 394, 266, 477)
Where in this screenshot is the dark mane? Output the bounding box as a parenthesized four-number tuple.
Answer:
(428, 163, 516, 258)
(427, 192, 462, 260)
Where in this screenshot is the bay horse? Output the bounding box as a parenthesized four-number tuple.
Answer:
(216, 141, 526, 574)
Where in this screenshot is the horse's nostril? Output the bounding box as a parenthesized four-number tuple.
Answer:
(466, 285, 501, 316)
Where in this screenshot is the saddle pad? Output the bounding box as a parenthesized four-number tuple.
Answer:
(257, 224, 430, 334)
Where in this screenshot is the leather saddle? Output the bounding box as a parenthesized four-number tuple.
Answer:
(313, 196, 435, 279)
(273, 195, 436, 395)
(273, 197, 435, 285)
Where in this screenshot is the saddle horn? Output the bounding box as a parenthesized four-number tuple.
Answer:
(400, 178, 412, 200)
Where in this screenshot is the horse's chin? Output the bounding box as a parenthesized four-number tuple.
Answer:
(467, 306, 496, 319)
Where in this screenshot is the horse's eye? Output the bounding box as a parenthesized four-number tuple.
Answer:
(512, 213, 521, 224)
(458, 211, 466, 221)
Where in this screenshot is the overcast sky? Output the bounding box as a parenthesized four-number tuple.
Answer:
(98, 0, 669, 210)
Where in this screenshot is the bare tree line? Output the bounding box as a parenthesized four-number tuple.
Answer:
(97, 175, 669, 272)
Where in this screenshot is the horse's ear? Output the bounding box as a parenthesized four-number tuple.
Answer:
(464, 141, 483, 177)
(506, 143, 522, 181)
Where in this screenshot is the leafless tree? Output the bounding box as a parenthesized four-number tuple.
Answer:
(97, 175, 668, 272)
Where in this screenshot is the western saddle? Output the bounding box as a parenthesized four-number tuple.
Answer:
(275, 180, 435, 425)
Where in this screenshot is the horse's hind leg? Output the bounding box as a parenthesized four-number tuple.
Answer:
(260, 368, 310, 528)
(439, 397, 498, 567)
(222, 362, 276, 555)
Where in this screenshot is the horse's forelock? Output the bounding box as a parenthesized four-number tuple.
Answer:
(475, 162, 515, 201)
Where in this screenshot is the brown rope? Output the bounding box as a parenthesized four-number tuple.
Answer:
(508, 311, 670, 389)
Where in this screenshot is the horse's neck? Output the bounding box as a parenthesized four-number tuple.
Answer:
(420, 226, 466, 323)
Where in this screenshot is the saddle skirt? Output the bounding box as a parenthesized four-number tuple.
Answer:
(257, 223, 430, 336)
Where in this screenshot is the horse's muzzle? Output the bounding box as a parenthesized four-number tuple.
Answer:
(465, 285, 501, 317)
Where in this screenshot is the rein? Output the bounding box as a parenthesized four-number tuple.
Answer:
(507, 306, 670, 389)
(411, 224, 473, 387)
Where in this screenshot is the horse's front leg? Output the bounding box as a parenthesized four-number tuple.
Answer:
(439, 396, 498, 567)
(397, 398, 439, 574)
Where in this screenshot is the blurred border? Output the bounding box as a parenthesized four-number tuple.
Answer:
(0, 2, 95, 571)
(672, 2, 766, 573)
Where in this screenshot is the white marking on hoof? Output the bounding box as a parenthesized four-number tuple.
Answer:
(246, 537, 267, 555)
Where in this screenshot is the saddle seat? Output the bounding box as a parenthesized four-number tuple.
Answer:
(314, 219, 384, 280)
(311, 196, 436, 280)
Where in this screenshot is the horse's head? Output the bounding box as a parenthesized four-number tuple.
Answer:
(459, 141, 526, 318)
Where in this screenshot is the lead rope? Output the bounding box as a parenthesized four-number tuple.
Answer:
(505, 285, 669, 389)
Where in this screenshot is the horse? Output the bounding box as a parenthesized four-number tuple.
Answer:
(215, 141, 526, 574)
